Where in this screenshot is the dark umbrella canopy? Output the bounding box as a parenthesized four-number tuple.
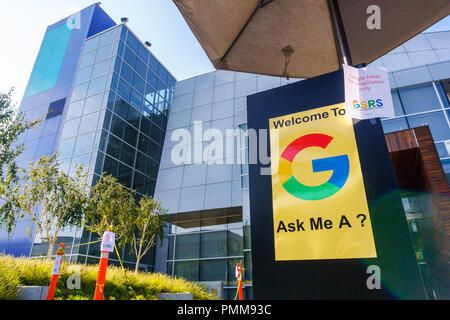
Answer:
(173, 0, 450, 78)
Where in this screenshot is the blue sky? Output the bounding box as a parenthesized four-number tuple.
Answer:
(0, 1, 449, 104)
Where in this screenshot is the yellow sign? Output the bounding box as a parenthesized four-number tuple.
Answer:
(269, 103, 377, 261)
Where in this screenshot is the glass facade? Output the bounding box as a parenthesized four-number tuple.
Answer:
(0, 4, 116, 257)
(382, 80, 450, 181)
(29, 24, 175, 271)
(165, 213, 252, 300)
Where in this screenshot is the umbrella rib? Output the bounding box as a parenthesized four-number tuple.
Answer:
(219, 1, 269, 68)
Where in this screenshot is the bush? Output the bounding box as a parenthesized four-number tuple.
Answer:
(0, 254, 217, 300)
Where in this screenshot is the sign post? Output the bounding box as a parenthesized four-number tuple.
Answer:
(94, 230, 115, 300)
(46, 243, 65, 300)
(235, 263, 243, 300)
(246, 69, 427, 299)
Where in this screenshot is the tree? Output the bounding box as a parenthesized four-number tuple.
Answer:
(129, 195, 166, 273)
(84, 174, 136, 248)
(0, 88, 41, 235)
(21, 154, 89, 258)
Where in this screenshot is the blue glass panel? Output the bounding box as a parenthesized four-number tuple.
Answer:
(83, 36, 100, 54)
(95, 44, 113, 63)
(91, 59, 110, 78)
(71, 82, 89, 101)
(24, 24, 72, 98)
(75, 65, 93, 85)
(137, 45, 149, 65)
(79, 50, 96, 68)
(130, 89, 143, 111)
(117, 79, 132, 102)
(58, 137, 76, 158)
(87, 76, 106, 95)
(98, 28, 116, 47)
(126, 31, 139, 53)
(399, 83, 441, 114)
(123, 46, 137, 69)
(120, 62, 134, 85)
(135, 58, 146, 79)
(408, 111, 450, 141)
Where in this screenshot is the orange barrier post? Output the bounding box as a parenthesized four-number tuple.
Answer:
(47, 243, 65, 300)
(236, 263, 244, 300)
(94, 230, 115, 300)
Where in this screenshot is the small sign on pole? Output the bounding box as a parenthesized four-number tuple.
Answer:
(94, 229, 115, 300)
(235, 263, 243, 300)
(47, 243, 65, 300)
(343, 64, 395, 119)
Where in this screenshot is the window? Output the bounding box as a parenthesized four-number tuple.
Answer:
(117, 79, 132, 102)
(91, 59, 110, 78)
(60, 117, 81, 140)
(200, 231, 227, 258)
(98, 29, 116, 47)
(58, 137, 76, 158)
(83, 93, 103, 115)
(408, 111, 450, 141)
(73, 132, 95, 155)
(399, 83, 441, 114)
(75, 66, 93, 85)
(137, 45, 149, 65)
(71, 82, 89, 101)
(83, 37, 100, 54)
(79, 51, 96, 68)
(126, 32, 139, 53)
(123, 46, 137, 69)
(78, 112, 99, 134)
(135, 58, 146, 79)
(95, 44, 113, 63)
(381, 118, 409, 134)
(87, 76, 106, 96)
(120, 62, 133, 85)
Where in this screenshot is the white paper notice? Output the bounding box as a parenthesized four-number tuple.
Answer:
(101, 231, 115, 253)
(343, 64, 395, 119)
(52, 256, 63, 275)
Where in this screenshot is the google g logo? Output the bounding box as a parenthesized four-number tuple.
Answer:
(280, 134, 349, 201)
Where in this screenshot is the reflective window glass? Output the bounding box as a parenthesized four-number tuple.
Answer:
(91, 59, 110, 78)
(95, 44, 113, 63)
(130, 89, 143, 111)
(120, 142, 136, 165)
(126, 32, 139, 53)
(117, 163, 133, 187)
(146, 71, 158, 91)
(175, 233, 200, 259)
(80, 51, 96, 68)
(99, 29, 116, 47)
(149, 141, 162, 160)
(117, 79, 132, 102)
(60, 117, 81, 140)
(120, 62, 134, 85)
(135, 152, 148, 175)
(137, 45, 149, 65)
(399, 84, 441, 114)
(391, 90, 405, 116)
(58, 137, 76, 158)
(87, 76, 106, 95)
(227, 228, 243, 256)
(140, 117, 152, 137)
(199, 260, 227, 282)
(174, 261, 199, 282)
(200, 231, 227, 258)
(435, 142, 449, 158)
(135, 58, 146, 79)
(103, 154, 119, 176)
(83, 93, 103, 115)
(66, 100, 84, 120)
(106, 134, 122, 159)
(83, 37, 100, 54)
(133, 74, 145, 96)
(381, 118, 409, 134)
(71, 82, 89, 101)
(408, 111, 450, 141)
(78, 112, 99, 134)
(75, 66, 93, 85)
(123, 46, 137, 69)
(73, 132, 95, 155)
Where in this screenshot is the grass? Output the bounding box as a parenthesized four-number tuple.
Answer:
(0, 254, 217, 300)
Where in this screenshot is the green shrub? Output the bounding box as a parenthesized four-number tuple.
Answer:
(0, 254, 217, 300)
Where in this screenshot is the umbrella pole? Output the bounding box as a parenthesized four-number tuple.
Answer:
(328, 0, 353, 67)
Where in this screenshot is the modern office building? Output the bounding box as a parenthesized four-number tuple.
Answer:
(152, 30, 450, 299)
(0, 4, 175, 271)
(1, 3, 449, 300)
